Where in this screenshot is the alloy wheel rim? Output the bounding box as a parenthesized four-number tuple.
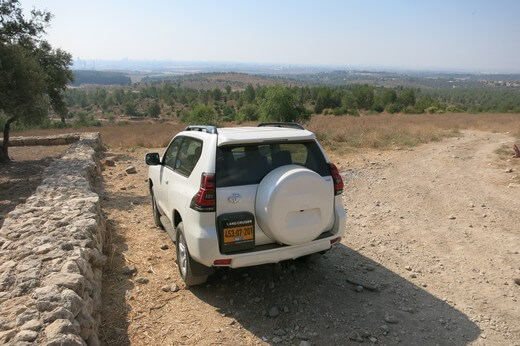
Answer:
(178, 235, 188, 276)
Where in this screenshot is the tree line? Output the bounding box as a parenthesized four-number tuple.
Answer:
(62, 82, 520, 125)
(71, 70, 131, 86)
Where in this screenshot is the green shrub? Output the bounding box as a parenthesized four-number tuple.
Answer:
(403, 106, 420, 114)
(333, 107, 345, 116)
(386, 103, 402, 114)
(238, 104, 259, 121)
(184, 104, 218, 125)
(426, 106, 439, 114)
(50, 121, 71, 129)
(104, 112, 116, 121)
(124, 101, 139, 116)
(372, 103, 384, 113)
(147, 102, 161, 118)
(73, 112, 102, 127)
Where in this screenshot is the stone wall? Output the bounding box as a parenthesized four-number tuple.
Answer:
(0, 133, 106, 345)
(2, 134, 81, 147)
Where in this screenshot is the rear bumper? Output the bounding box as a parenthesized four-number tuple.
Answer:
(226, 234, 340, 268)
(185, 197, 346, 268)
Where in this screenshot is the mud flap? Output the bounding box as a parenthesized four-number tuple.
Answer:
(189, 256, 215, 276)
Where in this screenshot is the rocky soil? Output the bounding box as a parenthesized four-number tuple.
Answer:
(100, 131, 520, 345)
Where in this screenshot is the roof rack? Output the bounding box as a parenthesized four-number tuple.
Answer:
(185, 125, 218, 134)
(257, 122, 305, 130)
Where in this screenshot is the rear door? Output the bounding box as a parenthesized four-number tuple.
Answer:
(215, 141, 332, 247)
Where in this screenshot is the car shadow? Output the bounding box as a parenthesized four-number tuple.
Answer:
(190, 244, 481, 345)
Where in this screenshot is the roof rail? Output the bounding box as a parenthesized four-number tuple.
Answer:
(185, 125, 218, 134)
(257, 122, 305, 130)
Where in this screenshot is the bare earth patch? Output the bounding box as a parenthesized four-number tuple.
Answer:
(0, 145, 68, 227)
(99, 131, 519, 345)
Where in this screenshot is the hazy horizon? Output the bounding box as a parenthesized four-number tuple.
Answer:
(20, 0, 520, 74)
(69, 58, 520, 75)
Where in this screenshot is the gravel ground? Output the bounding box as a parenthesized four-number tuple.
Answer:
(99, 131, 520, 345)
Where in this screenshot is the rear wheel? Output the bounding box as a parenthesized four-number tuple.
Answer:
(150, 189, 163, 229)
(175, 223, 209, 286)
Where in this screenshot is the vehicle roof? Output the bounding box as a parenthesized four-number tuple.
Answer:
(214, 126, 316, 146)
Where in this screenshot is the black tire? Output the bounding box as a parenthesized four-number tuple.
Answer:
(150, 188, 163, 229)
(175, 223, 209, 286)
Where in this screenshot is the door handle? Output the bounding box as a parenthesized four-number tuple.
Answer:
(165, 181, 169, 185)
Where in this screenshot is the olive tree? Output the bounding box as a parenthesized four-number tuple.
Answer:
(259, 86, 309, 122)
(0, 0, 73, 162)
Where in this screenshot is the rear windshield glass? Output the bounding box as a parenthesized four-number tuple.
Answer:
(216, 141, 329, 187)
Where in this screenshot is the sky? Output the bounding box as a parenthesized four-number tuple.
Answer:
(19, 0, 520, 73)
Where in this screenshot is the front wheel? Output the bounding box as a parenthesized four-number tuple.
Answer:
(175, 223, 209, 286)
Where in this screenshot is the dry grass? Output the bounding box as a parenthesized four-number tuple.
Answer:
(13, 122, 187, 148)
(306, 113, 520, 150)
(12, 113, 520, 150)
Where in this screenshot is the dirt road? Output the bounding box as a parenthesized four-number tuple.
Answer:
(99, 131, 520, 345)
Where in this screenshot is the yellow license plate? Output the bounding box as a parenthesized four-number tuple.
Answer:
(223, 225, 254, 244)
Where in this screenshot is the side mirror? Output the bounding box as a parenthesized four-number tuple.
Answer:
(145, 153, 161, 166)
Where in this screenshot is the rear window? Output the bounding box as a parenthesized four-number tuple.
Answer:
(216, 141, 329, 187)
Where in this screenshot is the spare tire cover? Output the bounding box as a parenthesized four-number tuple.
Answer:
(255, 165, 334, 245)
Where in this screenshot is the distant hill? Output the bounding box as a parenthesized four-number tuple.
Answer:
(71, 70, 131, 86)
(287, 70, 520, 89)
(140, 71, 520, 90)
(70, 69, 520, 91)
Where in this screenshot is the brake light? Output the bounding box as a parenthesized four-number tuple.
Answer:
(328, 163, 344, 195)
(190, 173, 216, 212)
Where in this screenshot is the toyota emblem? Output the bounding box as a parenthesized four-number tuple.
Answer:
(228, 193, 241, 203)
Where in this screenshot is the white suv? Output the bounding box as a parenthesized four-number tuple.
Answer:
(145, 123, 346, 285)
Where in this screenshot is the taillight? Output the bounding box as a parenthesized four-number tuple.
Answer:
(190, 173, 216, 212)
(328, 163, 344, 195)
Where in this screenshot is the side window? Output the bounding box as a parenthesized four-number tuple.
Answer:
(163, 137, 183, 169)
(174, 137, 203, 177)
